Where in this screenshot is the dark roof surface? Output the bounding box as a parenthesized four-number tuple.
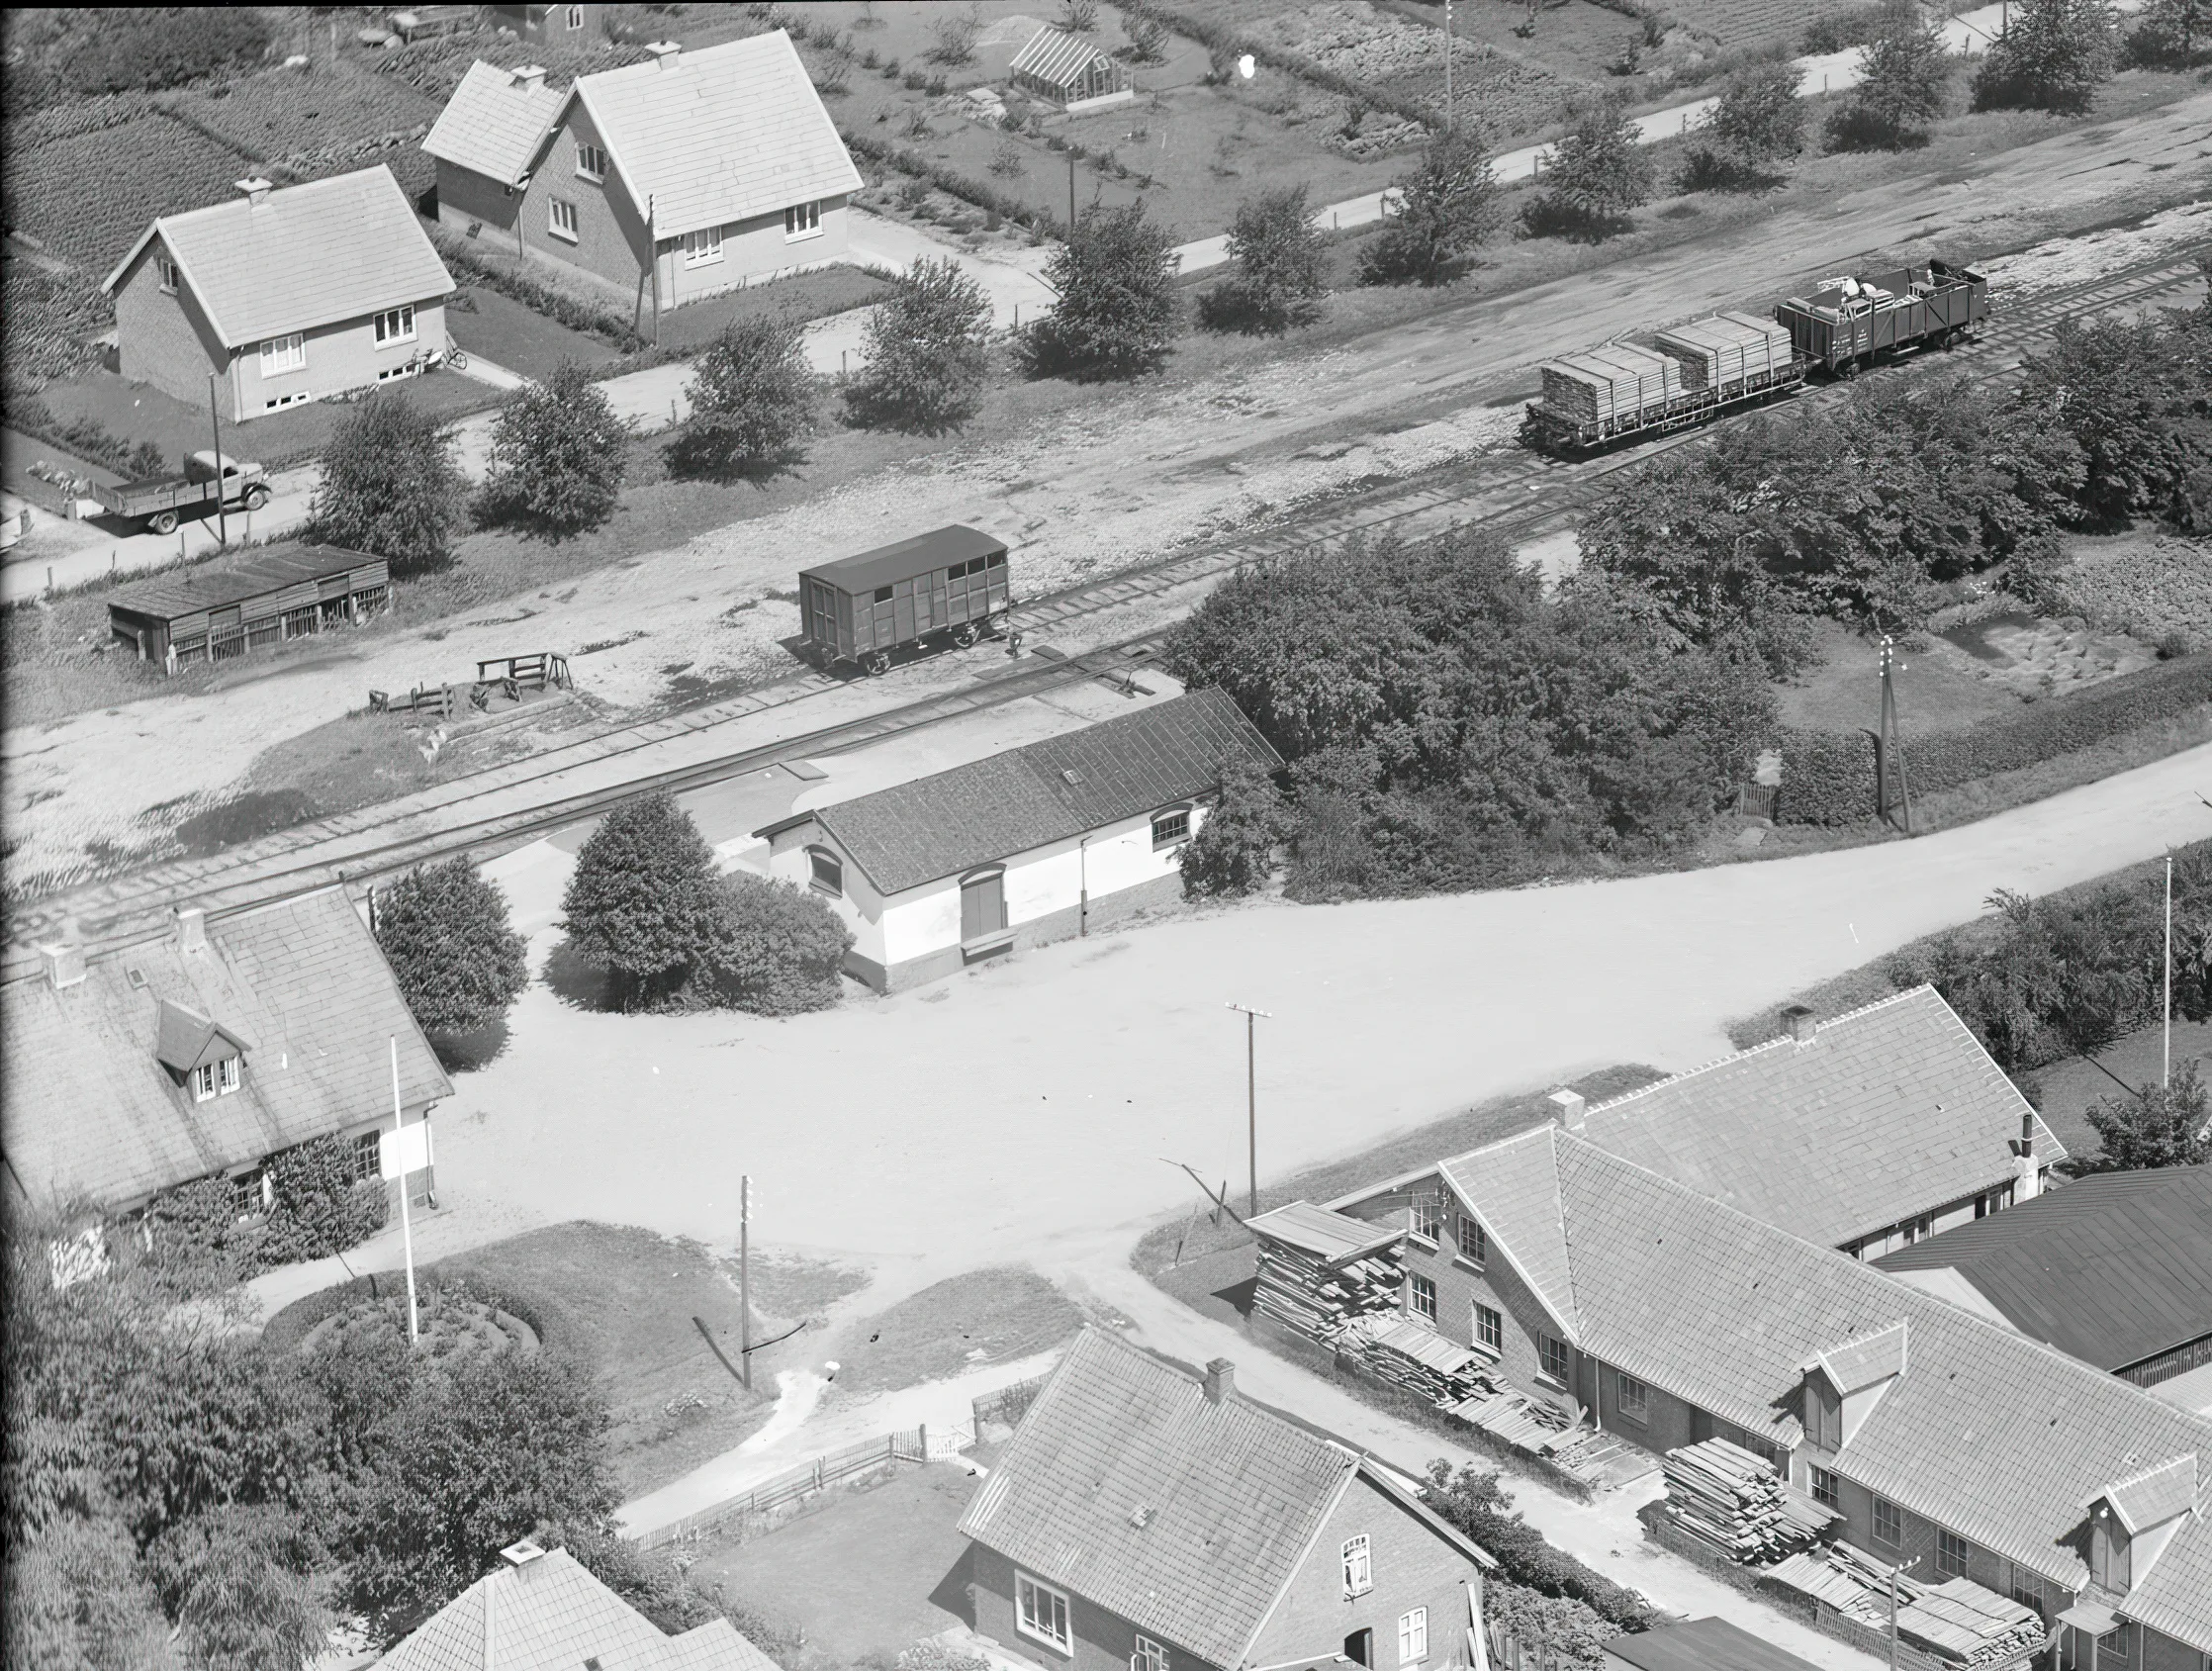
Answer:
(106, 543, 381, 625)
(799, 524, 1007, 595)
(1875, 1167, 2212, 1371)
(771, 688, 1282, 894)
(1602, 1618, 1825, 1671)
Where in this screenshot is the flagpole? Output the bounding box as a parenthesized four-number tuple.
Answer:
(391, 1036, 419, 1344)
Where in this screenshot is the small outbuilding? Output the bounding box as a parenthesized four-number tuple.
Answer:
(421, 58, 565, 246)
(106, 540, 391, 671)
(1010, 27, 1133, 112)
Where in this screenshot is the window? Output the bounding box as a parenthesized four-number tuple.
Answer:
(156, 255, 180, 294)
(1151, 806, 1190, 848)
(1806, 1375, 1842, 1451)
(550, 197, 580, 240)
(1397, 1609, 1428, 1666)
(1473, 1302, 1503, 1354)
(2093, 1511, 2133, 1591)
(1341, 1534, 1372, 1598)
(1539, 1336, 1570, 1385)
(1809, 1466, 1839, 1510)
(1409, 1193, 1441, 1244)
(264, 390, 313, 412)
(1456, 1215, 1486, 1264)
(373, 305, 415, 345)
(1616, 1373, 1649, 1423)
(259, 332, 306, 377)
(193, 1063, 218, 1102)
(567, 3, 585, 28)
(1014, 1573, 1070, 1653)
(684, 226, 723, 265)
(1872, 1496, 1903, 1546)
(808, 848, 843, 897)
(1936, 1530, 1971, 1580)
(961, 870, 1008, 946)
(576, 142, 608, 180)
(354, 1130, 382, 1183)
(873, 585, 893, 603)
(785, 199, 822, 239)
(2097, 1624, 2134, 1665)
(2005, 1565, 2042, 1615)
(229, 1169, 265, 1220)
(1408, 1273, 1436, 1327)
(1133, 1637, 1168, 1671)
(218, 1056, 240, 1094)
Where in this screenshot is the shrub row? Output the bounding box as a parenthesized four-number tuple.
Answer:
(427, 227, 646, 351)
(1110, 0, 1440, 133)
(1776, 653, 2212, 825)
(843, 131, 1059, 235)
(1424, 1464, 1657, 1629)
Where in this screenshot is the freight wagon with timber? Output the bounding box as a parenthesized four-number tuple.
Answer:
(1521, 258, 1988, 453)
(797, 524, 1011, 676)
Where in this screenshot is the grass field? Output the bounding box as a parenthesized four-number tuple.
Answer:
(831, 1266, 1084, 1394)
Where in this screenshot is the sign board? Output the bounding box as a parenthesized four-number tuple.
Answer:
(380, 1119, 434, 1181)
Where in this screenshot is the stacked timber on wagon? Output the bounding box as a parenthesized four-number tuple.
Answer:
(1763, 1543, 2047, 1665)
(1652, 312, 1794, 390)
(1535, 343, 1684, 428)
(1248, 1201, 1406, 1346)
(1524, 309, 1806, 450)
(1658, 1439, 1833, 1565)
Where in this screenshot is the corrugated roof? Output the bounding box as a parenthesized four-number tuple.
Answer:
(2096, 1452, 2199, 1534)
(2, 888, 451, 1212)
(1572, 986, 2062, 1248)
(106, 543, 384, 626)
(1875, 1167, 2212, 1372)
(561, 32, 862, 237)
(422, 59, 565, 186)
(104, 166, 454, 347)
(375, 1547, 780, 1671)
(1601, 1617, 1826, 1671)
(1011, 27, 1117, 90)
(799, 524, 1007, 596)
(767, 689, 1283, 895)
(1248, 1200, 1404, 1264)
(1811, 1321, 1908, 1394)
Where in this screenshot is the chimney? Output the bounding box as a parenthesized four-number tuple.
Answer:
(1782, 1005, 1818, 1045)
(1202, 1358, 1236, 1405)
(646, 40, 681, 70)
(2013, 1112, 2043, 1202)
(38, 942, 86, 991)
(173, 906, 208, 954)
(499, 1537, 546, 1567)
(233, 176, 273, 208)
(1548, 1087, 1586, 1133)
(508, 62, 548, 90)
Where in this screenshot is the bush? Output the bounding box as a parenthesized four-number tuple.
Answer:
(1483, 1580, 1614, 1670)
(1703, 59, 1805, 166)
(1424, 1462, 1657, 1630)
(474, 362, 631, 538)
(663, 316, 815, 480)
(1971, 0, 2116, 113)
(2086, 1062, 2212, 1169)
(1180, 760, 1290, 897)
(700, 872, 854, 1015)
(1774, 654, 2212, 824)
(1359, 128, 1503, 287)
(1199, 185, 1328, 332)
(927, 2, 983, 65)
(1018, 202, 1180, 381)
(1803, 1, 1891, 53)
(261, 1135, 390, 1267)
(844, 256, 992, 432)
(1521, 95, 1652, 240)
(309, 393, 468, 575)
(1825, 0, 1952, 149)
(844, 132, 1054, 234)
(2125, 0, 2212, 66)
(374, 858, 531, 1035)
(560, 792, 730, 1009)
(2014, 308, 2212, 531)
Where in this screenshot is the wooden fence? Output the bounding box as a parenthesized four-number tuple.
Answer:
(371, 651, 573, 718)
(971, 1372, 1050, 1434)
(629, 1421, 971, 1552)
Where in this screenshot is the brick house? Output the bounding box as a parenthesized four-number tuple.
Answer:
(103, 166, 455, 421)
(958, 1328, 1498, 1671)
(421, 58, 565, 248)
(2, 890, 449, 1228)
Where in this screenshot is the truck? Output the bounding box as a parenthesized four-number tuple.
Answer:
(93, 450, 272, 535)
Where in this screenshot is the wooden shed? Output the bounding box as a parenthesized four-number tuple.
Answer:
(107, 542, 391, 672)
(1010, 28, 1133, 111)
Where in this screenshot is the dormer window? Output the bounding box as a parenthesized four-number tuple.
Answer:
(2093, 1507, 2132, 1591)
(1805, 1374, 1842, 1451)
(156, 998, 253, 1103)
(192, 1055, 241, 1101)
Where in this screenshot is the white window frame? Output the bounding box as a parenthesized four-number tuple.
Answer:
(1133, 1636, 1168, 1671)
(784, 199, 822, 240)
(684, 226, 724, 266)
(1014, 1572, 1071, 1654)
(1616, 1372, 1649, 1422)
(808, 848, 844, 897)
(1151, 805, 1190, 849)
(264, 390, 313, 411)
(156, 255, 180, 294)
(194, 1062, 218, 1102)
(1872, 1495, 1903, 1546)
(549, 197, 580, 241)
(259, 332, 306, 377)
(218, 1056, 240, 1094)
(567, 3, 585, 29)
(1408, 1272, 1436, 1327)
(373, 305, 415, 346)
(1341, 1533, 1372, 1599)
(576, 142, 608, 181)
(1398, 1608, 1428, 1666)
(1473, 1302, 1503, 1355)
(1409, 1193, 1441, 1244)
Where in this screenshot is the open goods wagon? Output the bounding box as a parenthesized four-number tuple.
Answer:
(1524, 310, 1802, 451)
(798, 524, 1011, 675)
(1775, 259, 1987, 375)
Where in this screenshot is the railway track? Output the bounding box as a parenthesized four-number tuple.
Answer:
(7, 251, 2201, 979)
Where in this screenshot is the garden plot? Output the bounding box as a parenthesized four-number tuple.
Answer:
(1938, 610, 2162, 698)
(6, 115, 257, 274)
(164, 63, 441, 172)
(2054, 531, 2212, 653)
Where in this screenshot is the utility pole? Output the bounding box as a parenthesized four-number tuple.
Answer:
(390, 1037, 419, 1345)
(1885, 1555, 1921, 1671)
(1872, 635, 1912, 834)
(1443, 0, 1453, 132)
(1067, 149, 1077, 234)
(208, 372, 227, 550)
(1227, 1003, 1272, 1219)
(740, 1173, 752, 1390)
(2166, 854, 2175, 1088)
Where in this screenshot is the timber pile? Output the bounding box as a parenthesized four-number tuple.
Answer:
(1653, 312, 1794, 390)
(1659, 1439, 1811, 1564)
(1252, 1241, 1402, 1346)
(1764, 1545, 2045, 1665)
(1342, 1315, 1491, 1405)
(1536, 343, 1682, 424)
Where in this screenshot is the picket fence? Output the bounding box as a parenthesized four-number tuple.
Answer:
(630, 1422, 973, 1552)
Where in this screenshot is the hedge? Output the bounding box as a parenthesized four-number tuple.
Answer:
(427, 226, 647, 352)
(1776, 653, 2212, 825)
(842, 131, 1059, 235)
(1112, 0, 1442, 132)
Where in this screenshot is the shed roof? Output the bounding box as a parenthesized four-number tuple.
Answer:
(105, 543, 383, 627)
(761, 688, 1283, 895)
(1011, 27, 1118, 88)
(1875, 1166, 2212, 1372)
(422, 59, 565, 186)
(556, 32, 862, 238)
(799, 524, 1007, 595)
(2, 888, 451, 1212)
(103, 166, 454, 347)
(1602, 1617, 1826, 1671)
(1248, 1200, 1403, 1264)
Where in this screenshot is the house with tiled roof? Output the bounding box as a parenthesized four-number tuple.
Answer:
(958, 1328, 1496, 1671)
(2, 889, 449, 1224)
(1264, 1131, 2212, 1670)
(444, 31, 863, 315)
(375, 1537, 778, 1671)
(103, 165, 455, 421)
(1876, 1165, 2212, 1392)
(756, 688, 1282, 991)
(422, 59, 566, 247)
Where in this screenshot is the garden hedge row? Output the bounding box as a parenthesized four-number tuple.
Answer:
(428, 228, 646, 352)
(1112, 0, 1440, 132)
(842, 131, 1058, 236)
(1777, 653, 2212, 825)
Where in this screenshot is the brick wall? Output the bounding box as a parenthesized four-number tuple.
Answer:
(113, 238, 231, 417)
(969, 1541, 1223, 1671)
(435, 158, 525, 241)
(523, 103, 649, 294)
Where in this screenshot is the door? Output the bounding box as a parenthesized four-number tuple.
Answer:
(960, 871, 1006, 943)
(1343, 1629, 1372, 1668)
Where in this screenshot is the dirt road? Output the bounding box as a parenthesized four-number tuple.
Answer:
(9, 94, 2208, 891)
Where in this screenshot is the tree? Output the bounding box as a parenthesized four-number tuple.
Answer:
(1826, 0, 1953, 148)
(1683, 59, 1804, 187)
(844, 256, 992, 432)
(1972, 0, 2116, 113)
(1522, 95, 1653, 238)
(2013, 311, 2212, 529)
(700, 871, 854, 1015)
(561, 792, 727, 1009)
(2085, 1063, 2212, 1170)
(2126, 0, 2212, 65)
(1423, 1462, 1657, 1628)
(474, 361, 630, 537)
(1019, 202, 1179, 381)
(309, 392, 467, 574)
(663, 316, 815, 479)
(374, 858, 531, 1035)
(1180, 760, 1290, 897)
(1200, 185, 1329, 331)
(1358, 129, 1504, 286)
(143, 1503, 330, 1671)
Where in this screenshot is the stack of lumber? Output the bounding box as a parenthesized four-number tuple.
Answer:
(1658, 1439, 1820, 1565)
(1252, 1240, 1402, 1345)
(1536, 343, 1683, 424)
(1342, 1315, 1491, 1405)
(1653, 312, 1794, 391)
(1765, 1545, 2046, 1665)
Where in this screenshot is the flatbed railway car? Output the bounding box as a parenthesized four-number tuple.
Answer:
(798, 524, 1011, 675)
(1523, 309, 1802, 452)
(1775, 259, 1987, 375)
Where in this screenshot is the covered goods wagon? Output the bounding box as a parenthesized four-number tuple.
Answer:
(798, 524, 1011, 675)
